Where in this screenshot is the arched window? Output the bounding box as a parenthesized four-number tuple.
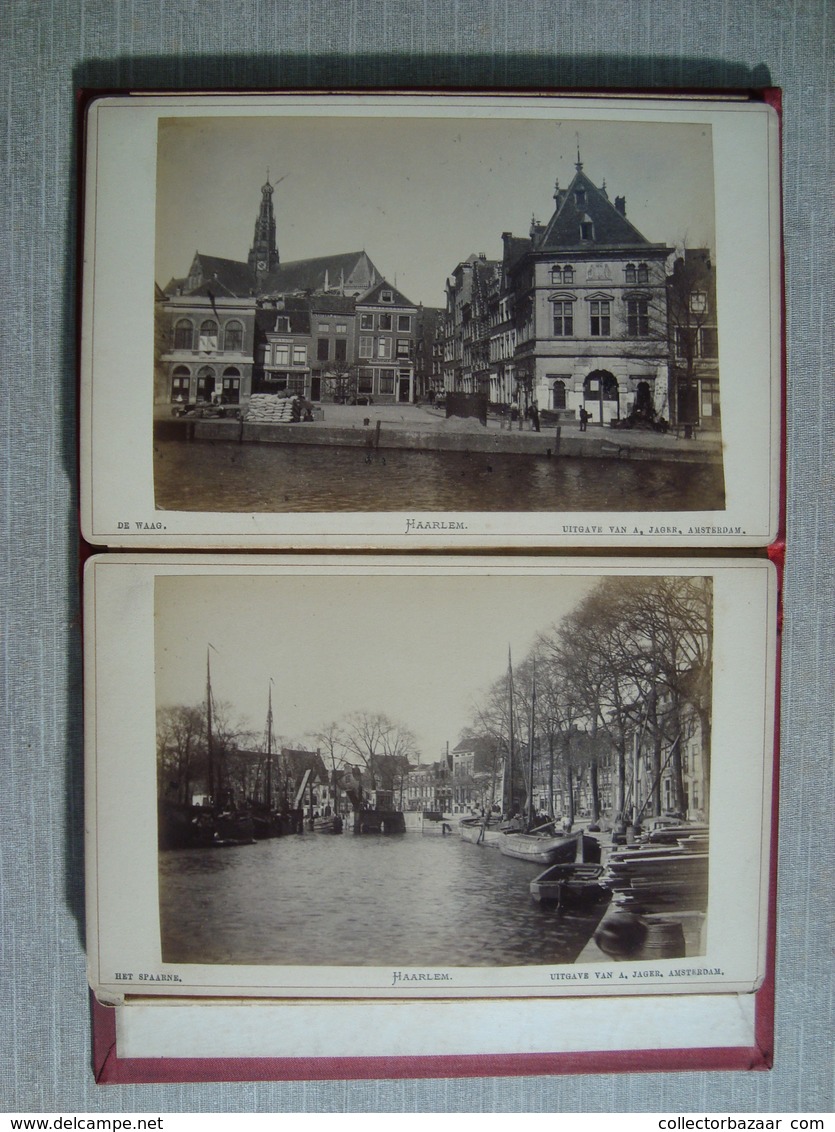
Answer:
(171, 366, 190, 402)
(562, 265, 574, 284)
(198, 320, 218, 351)
(224, 320, 243, 352)
(637, 262, 649, 283)
(625, 263, 637, 284)
(173, 319, 193, 350)
(552, 380, 566, 410)
(550, 265, 562, 284)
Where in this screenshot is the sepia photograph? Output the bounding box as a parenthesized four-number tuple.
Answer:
(80, 93, 781, 548)
(154, 569, 715, 973)
(152, 113, 725, 516)
(85, 555, 775, 1001)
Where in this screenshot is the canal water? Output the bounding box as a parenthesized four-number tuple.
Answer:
(159, 831, 605, 967)
(154, 438, 725, 513)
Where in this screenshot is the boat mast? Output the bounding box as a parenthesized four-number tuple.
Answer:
(265, 680, 274, 811)
(522, 656, 536, 833)
(504, 647, 515, 817)
(206, 648, 215, 805)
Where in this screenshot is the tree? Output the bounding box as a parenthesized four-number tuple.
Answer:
(335, 710, 418, 795)
(156, 704, 205, 804)
(321, 360, 358, 404)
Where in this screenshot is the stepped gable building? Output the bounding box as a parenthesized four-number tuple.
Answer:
(442, 253, 501, 396)
(504, 154, 674, 424)
(156, 176, 394, 408)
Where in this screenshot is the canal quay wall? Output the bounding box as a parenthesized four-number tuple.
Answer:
(159, 405, 723, 466)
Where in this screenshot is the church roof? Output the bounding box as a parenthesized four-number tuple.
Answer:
(188, 254, 259, 297)
(260, 250, 379, 297)
(536, 168, 662, 253)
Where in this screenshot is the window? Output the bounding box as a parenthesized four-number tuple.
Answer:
(317, 338, 330, 361)
(173, 319, 193, 350)
(675, 327, 698, 358)
(700, 326, 718, 358)
(275, 316, 291, 333)
(171, 367, 190, 402)
(357, 369, 374, 394)
(397, 314, 411, 331)
(198, 320, 218, 351)
(550, 379, 567, 410)
(690, 291, 707, 314)
(274, 343, 290, 366)
(335, 322, 347, 334)
(625, 263, 636, 284)
(359, 336, 374, 358)
(552, 300, 574, 336)
(701, 384, 721, 419)
(318, 322, 330, 332)
(574, 188, 586, 208)
(292, 345, 307, 366)
(360, 314, 374, 330)
(223, 320, 243, 352)
(378, 313, 392, 331)
(381, 290, 393, 303)
(627, 298, 650, 337)
(551, 265, 574, 285)
(637, 263, 649, 284)
(579, 216, 594, 241)
(589, 300, 610, 336)
(396, 338, 411, 358)
(377, 337, 392, 359)
(379, 368, 395, 394)
(334, 338, 347, 362)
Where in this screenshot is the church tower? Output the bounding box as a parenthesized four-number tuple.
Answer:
(247, 176, 280, 281)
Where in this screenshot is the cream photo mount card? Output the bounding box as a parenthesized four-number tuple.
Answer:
(84, 553, 777, 1005)
(79, 90, 782, 549)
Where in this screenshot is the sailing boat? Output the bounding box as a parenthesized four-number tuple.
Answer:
(459, 648, 518, 848)
(499, 659, 600, 866)
(251, 682, 283, 839)
(197, 648, 255, 847)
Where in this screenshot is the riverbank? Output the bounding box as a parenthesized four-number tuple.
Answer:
(155, 402, 724, 466)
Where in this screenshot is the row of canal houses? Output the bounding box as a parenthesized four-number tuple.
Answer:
(155, 177, 439, 411)
(156, 158, 718, 431)
(440, 695, 709, 825)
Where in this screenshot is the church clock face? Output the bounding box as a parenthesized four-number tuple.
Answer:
(257, 259, 267, 270)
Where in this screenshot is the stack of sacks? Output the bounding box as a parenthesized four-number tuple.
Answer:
(244, 394, 296, 422)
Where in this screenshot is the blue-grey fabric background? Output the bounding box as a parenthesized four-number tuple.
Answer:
(2, 0, 832, 1113)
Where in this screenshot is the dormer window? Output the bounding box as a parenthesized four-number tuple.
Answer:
(574, 188, 586, 208)
(381, 290, 393, 303)
(275, 316, 290, 333)
(579, 216, 594, 241)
